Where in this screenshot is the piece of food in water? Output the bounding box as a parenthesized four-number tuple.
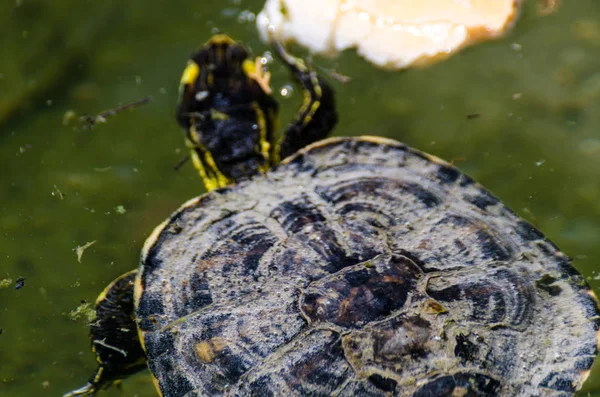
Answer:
(257, 0, 520, 69)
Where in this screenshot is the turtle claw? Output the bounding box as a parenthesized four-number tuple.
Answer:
(63, 382, 98, 397)
(63, 367, 116, 397)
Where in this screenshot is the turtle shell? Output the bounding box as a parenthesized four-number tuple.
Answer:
(136, 136, 599, 397)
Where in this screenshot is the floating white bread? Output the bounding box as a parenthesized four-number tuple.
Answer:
(257, 0, 521, 69)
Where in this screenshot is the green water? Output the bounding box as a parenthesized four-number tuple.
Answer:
(1, 0, 600, 396)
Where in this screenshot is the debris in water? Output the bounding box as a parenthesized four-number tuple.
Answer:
(537, 0, 560, 16)
(75, 240, 97, 263)
(14, 277, 26, 290)
(68, 301, 97, 324)
(174, 155, 190, 171)
(63, 110, 77, 126)
(0, 278, 12, 289)
(79, 96, 152, 130)
(52, 185, 64, 200)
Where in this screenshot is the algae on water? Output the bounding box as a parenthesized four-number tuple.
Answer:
(67, 302, 97, 324)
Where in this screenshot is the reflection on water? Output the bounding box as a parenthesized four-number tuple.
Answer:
(1, 1, 599, 396)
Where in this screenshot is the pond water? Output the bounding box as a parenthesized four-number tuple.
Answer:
(1, 0, 600, 396)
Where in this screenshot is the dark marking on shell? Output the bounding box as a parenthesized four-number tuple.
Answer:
(574, 356, 596, 371)
(242, 375, 276, 397)
(338, 379, 390, 397)
(411, 215, 512, 271)
(285, 332, 350, 394)
(271, 194, 354, 272)
(144, 331, 175, 358)
(536, 274, 562, 296)
(412, 373, 501, 397)
(234, 330, 351, 396)
(412, 188, 441, 208)
(198, 313, 232, 339)
(230, 224, 278, 275)
(576, 341, 599, 358)
(576, 293, 600, 330)
(334, 380, 389, 396)
(454, 334, 479, 363)
(316, 178, 441, 208)
(334, 201, 396, 259)
(213, 346, 252, 383)
(150, 353, 194, 396)
(191, 220, 278, 299)
(475, 229, 511, 261)
(467, 191, 500, 210)
(143, 244, 166, 275)
(426, 268, 534, 328)
(144, 332, 194, 396)
(535, 244, 582, 281)
(174, 272, 213, 318)
(436, 165, 460, 184)
(368, 374, 397, 392)
(515, 220, 546, 241)
(336, 202, 396, 227)
(270, 195, 326, 233)
(178, 318, 256, 390)
(434, 216, 511, 264)
(459, 174, 476, 187)
(136, 293, 165, 332)
(539, 372, 576, 392)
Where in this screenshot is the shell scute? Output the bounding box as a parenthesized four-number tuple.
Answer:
(300, 254, 422, 328)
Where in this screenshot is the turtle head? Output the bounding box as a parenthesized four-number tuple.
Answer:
(176, 34, 279, 191)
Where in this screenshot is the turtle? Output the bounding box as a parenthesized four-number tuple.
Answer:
(64, 34, 600, 397)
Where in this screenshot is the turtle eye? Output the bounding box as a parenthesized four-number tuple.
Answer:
(226, 44, 248, 66)
(191, 48, 211, 66)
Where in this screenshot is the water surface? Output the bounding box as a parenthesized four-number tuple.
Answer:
(1, 0, 600, 396)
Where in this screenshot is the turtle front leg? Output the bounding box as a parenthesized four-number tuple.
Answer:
(272, 39, 339, 160)
(64, 270, 146, 396)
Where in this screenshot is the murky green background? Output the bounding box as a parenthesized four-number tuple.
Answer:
(1, 0, 600, 396)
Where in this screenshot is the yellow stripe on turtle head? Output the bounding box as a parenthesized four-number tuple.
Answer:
(179, 62, 200, 89)
(185, 125, 231, 191)
(190, 150, 219, 191)
(202, 150, 231, 189)
(250, 102, 271, 172)
(204, 33, 235, 46)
